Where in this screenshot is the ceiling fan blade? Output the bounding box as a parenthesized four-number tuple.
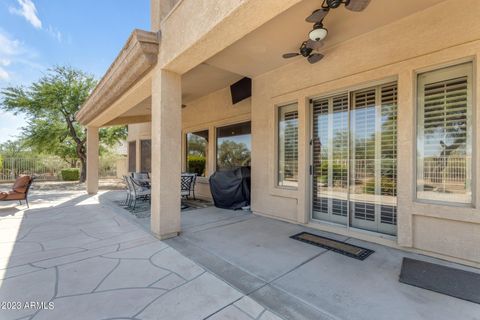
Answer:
(282, 53, 300, 59)
(306, 39, 324, 50)
(306, 8, 328, 23)
(345, 0, 371, 12)
(307, 53, 324, 64)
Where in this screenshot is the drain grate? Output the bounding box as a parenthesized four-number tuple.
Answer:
(290, 232, 374, 260)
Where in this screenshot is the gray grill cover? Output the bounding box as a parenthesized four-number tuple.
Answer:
(209, 167, 250, 210)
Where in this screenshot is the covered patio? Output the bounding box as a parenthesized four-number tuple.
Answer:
(77, 0, 480, 271)
(2, 187, 477, 320)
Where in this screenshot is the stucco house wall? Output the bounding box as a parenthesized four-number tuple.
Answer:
(124, 0, 480, 266)
(250, 1, 480, 265)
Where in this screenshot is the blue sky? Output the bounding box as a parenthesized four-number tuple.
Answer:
(0, 0, 149, 142)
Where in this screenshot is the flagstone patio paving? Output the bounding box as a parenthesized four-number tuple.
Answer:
(0, 190, 282, 320)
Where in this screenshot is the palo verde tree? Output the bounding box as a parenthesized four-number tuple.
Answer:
(0, 66, 127, 182)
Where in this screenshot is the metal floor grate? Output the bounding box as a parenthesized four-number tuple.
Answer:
(290, 232, 374, 260)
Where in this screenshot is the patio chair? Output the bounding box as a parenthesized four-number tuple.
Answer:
(132, 172, 149, 180)
(0, 175, 34, 208)
(126, 176, 151, 211)
(181, 173, 196, 200)
(122, 175, 132, 206)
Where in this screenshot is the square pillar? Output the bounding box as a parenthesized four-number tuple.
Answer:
(86, 126, 99, 194)
(150, 67, 182, 239)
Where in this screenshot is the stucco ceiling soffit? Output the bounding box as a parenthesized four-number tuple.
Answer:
(77, 29, 160, 125)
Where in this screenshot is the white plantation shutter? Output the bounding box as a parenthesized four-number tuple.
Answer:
(278, 104, 298, 187)
(312, 98, 330, 214)
(380, 84, 397, 226)
(312, 93, 349, 222)
(349, 82, 398, 235)
(351, 88, 377, 223)
(417, 63, 472, 204)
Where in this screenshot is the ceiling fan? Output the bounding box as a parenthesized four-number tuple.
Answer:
(306, 0, 371, 23)
(306, 0, 371, 41)
(281, 0, 371, 64)
(282, 41, 324, 64)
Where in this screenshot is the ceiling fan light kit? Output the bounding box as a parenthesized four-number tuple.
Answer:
(309, 23, 328, 42)
(282, 0, 371, 64)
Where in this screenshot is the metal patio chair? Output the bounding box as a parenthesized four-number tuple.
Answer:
(181, 173, 196, 200)
(126, 176, 150, 211)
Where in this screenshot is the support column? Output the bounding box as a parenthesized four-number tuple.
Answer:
(150, 67, 182, 239)
(86, 126, 99, 195)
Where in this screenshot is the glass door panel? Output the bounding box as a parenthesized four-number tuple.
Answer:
(350, 84, 397, 235)
(312, 93, 349, 225)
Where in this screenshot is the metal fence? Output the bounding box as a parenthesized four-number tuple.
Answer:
(0, 157, 66, 182)
(423, 157, 467, 184)
(0, 156, 123, 182)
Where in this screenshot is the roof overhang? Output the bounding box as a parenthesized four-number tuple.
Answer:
(76, 29, 159, 125)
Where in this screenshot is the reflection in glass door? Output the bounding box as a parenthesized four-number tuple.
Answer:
(311, 83, 398, 236)
(312, 93, 349, 225)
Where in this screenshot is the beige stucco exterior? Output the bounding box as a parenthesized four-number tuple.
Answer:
(79, 0, 480, 267)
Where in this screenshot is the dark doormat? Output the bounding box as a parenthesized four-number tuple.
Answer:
(399, 257, 480, 304)
(290, 232, 374, 260)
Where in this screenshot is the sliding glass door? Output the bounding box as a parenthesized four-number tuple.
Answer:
(312, 94, 349, 225)
(311, 82, 398, 235)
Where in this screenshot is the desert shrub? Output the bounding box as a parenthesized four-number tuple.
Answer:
(364, 177, 396, 194)
(187, 155, 206, 176)
(61, 168, 80, 181)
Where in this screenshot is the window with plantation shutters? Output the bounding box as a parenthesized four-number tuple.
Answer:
(278, 104, 298, 187)
(417, 63, 472, 204)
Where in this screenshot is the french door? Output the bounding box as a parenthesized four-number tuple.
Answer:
(311, 82, 398, 235)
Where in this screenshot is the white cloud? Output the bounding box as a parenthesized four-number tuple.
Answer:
(9, 0, 42, 29)
(0, 32, 23, 80)
(47, 25, 62, 43)
(0, 32, 22, 56)
(0, 30, 43, 84)
(0, 68, 9, 80)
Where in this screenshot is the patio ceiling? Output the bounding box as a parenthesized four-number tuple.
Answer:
(105, 64, 243, 122)
(205, 0, 448, 77)
(79, 0, 448, 127)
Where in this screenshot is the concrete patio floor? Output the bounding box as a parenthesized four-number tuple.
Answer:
(0, 188, 281, 320)
(103, 190, 480, 320)
(1, 187, 479, 320)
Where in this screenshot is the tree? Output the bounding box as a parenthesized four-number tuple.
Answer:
(0, 140, 30, 158)
(1, 66, 127, 182)
(217, 140, 251, 170)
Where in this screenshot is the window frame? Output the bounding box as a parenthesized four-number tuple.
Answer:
(414, 61, 475, 207)
(215, 121, 252, 171)
(185, 129, 209, 177)
(276, 103, 299, 189)
(140, 139, 151, 173)
(128, 141, 136, 173)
